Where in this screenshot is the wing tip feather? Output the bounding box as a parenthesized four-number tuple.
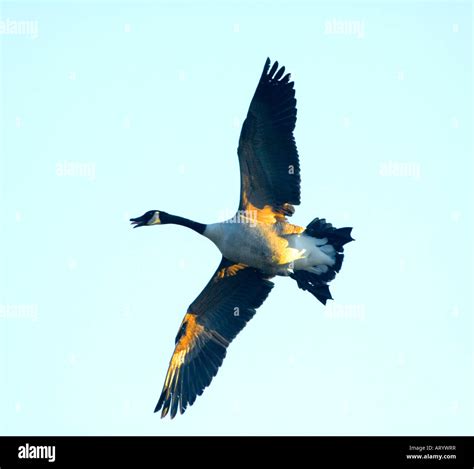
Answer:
(155, 259, 274, 419)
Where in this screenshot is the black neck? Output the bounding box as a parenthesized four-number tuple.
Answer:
(163, 213, 206, 235)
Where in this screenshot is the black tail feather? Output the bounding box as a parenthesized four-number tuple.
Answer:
(290, 271, 333, 305)
(305, 218, 354, 252)
(291, 217, 354, 304)
(334, 252, 344, 273)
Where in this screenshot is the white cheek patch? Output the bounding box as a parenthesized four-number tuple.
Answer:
(151, 212, 161, 224)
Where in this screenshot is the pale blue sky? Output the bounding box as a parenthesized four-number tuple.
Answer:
(1, 0, 472, 435)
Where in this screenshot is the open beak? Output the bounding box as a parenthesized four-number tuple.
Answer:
(130, 216, 147, 228)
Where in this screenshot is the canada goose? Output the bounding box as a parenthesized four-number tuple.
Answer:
(131, 58, 354, 419)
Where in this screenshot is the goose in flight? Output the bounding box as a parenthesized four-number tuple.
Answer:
(130, 58, 354, 419)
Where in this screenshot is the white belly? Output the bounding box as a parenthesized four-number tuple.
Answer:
(203, 222, 277, 270)
(204, 222, 336, 275)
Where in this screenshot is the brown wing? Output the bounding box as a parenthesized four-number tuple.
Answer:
(155, 258, 274, 418)
(237, 58, 301, 223)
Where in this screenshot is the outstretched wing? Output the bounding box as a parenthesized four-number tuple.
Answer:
(155, 258, 274, 418)
(237, 58, 301, 222)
